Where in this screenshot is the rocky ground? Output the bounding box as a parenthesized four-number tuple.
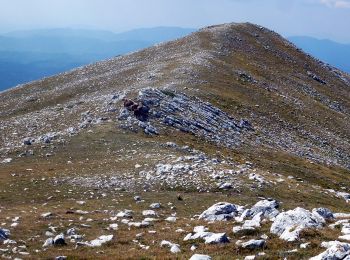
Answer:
(0, 23, 350, 259)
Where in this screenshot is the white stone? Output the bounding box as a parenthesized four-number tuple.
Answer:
(3, 239, 16, 245)
(270, 207, 325, 241)
(339, 235, 350, 241)
(165, 216, 177, 222)
(184, 230, 229, 244)
(88, 235, 113, 247)
(109, 223, 118, 230)
(279, 226, 303, 242)
(1, 158, 12, 164)
(335, 213, 350, 219)
(243, 212, 262, 228)
(156, 164, 173, 174)
(160, 240, 180, 254)
(218, 182, 233, 190)
(249, 199, 279, 219)
(189, 254, 212, 260)
(198, 202, 238, 221)
(193, 226, 208, 233)
(143, 217, 158, 222)
(310, 241, 350, 260)
(149, 203, 161, 209)
(300, 242, 311, 248)
(41, 212, 52, 218)
(170, 244, 181, 253)
(128, 221, 150, 228)
(241, 239, 265, 249)
(116, 210, 133, 218)
(232, 226, 255, 234)
(53, 233, 66, 245)
(42, 238, 54, 247)
(312, 208, 334, 220)
(142, 210, 157, 217)
(203, 233, 229, 244)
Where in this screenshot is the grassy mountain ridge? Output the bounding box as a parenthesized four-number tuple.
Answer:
(0, 23, 350, 259)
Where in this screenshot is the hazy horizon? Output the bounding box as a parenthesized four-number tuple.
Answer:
(1, 0, 350, 43)
(1, 25, 349, 45)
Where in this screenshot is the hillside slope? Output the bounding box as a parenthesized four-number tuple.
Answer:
(0, 23, 350, 259)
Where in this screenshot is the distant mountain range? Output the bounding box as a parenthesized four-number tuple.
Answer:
(0, 27, 195, 91)
(0, 27, 349, 91)
(288, 36, 350, 73)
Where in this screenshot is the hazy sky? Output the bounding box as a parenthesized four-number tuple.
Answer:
(0, 0, 349, 42)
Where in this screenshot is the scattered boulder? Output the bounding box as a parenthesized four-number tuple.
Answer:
(199, 202, 238, 221)
(89, 235, 113, 247)
(118, 108, 130, 120)
(204, 233, 230, 244)
(307, 71, 326, 84)
(241, 239, 266, 250)
(249, 199, 279, 219)
(336, 192, 350, 203)
(0, 228, 10, 241)
(239, 119, 254, 130)
(270, 207, 325, 241)
(160, 240, 181, 254)
(1, 158, 12, 164)
(184, 226, 229, 244)
(23, 137, 34, 145)
(128, 221, 150, 228)
(55, 257, 67, 260)
(53, 234, 66, 246)
(43, 238, 54, 247)
(116, 210, 133, 218)
(142, 210, 157, 217)
(310, 241, 350, 260)
(243, 212, 263, 229)
(189, 254, 212, 260)
(165, 216, 177, 222)
(66, 228, 77, 236)
(41, 212, 53, 218)
(134, 196, 142, 202)
(312, 208, 334, 220)
(232, 226, 255, 234)
(218, 182, 233, 190)
(150, 203, 161, 209)
(109, 223, 119, 231)
(43, 234, 66, 247)
(300, 242, 311, 249)
(78, 235, 113, 247)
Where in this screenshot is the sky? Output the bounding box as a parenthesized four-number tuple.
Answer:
(0, 0, 349, 42)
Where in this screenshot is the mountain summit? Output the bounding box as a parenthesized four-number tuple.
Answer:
(1, 23, 350, 259)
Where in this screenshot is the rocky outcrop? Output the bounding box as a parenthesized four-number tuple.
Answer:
(270, 207, 325, 241)
(119, 88, 252, 147)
